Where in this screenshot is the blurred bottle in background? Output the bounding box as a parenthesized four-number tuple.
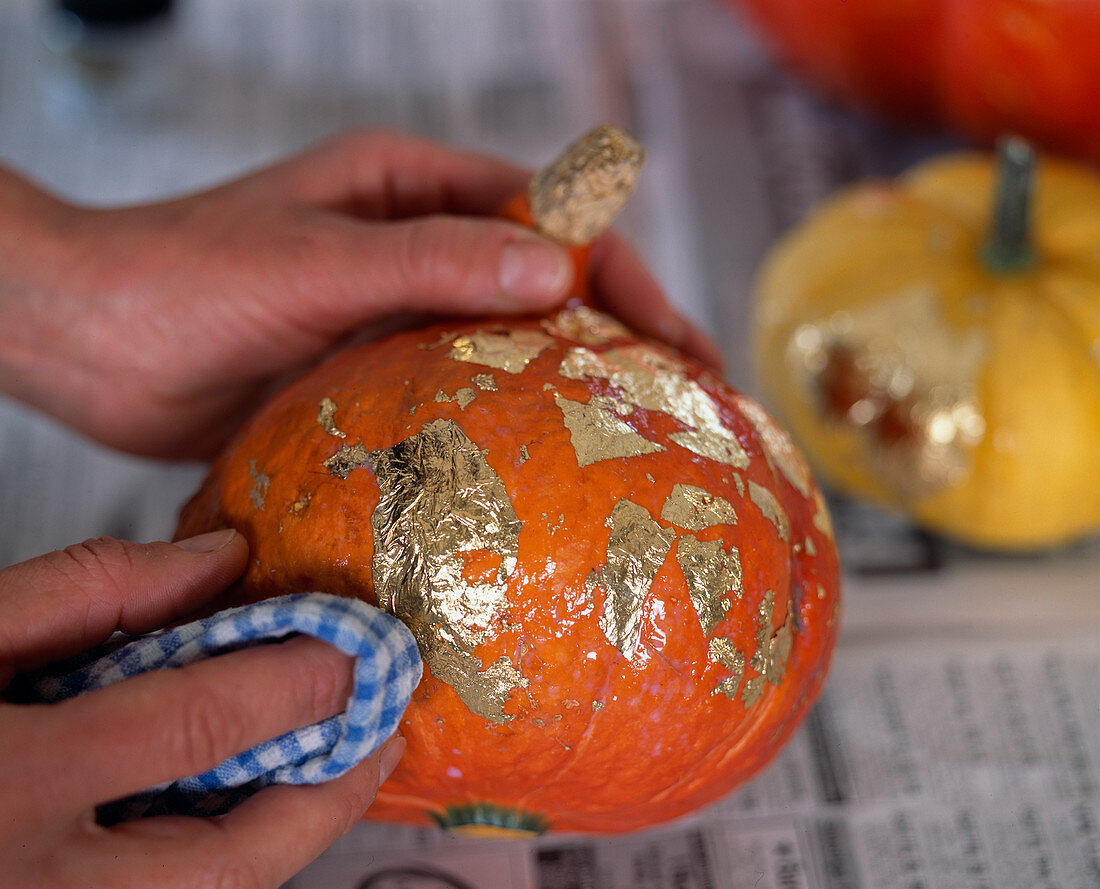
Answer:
(39, 0, 177, 122)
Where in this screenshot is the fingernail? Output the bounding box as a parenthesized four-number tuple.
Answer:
(378, 735, 406, 784)
(499, 237, 572, 303)
(174, 528, 237, 553)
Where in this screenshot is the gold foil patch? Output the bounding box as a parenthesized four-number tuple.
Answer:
(588, 499, 676, 659)
(788, 286, 988, 497)
(708, 637, 745, 700)
(435, 388, 477, 410)
(317, 397, 347, 439)
(661, 484, 738, 530)
(676, 535, 742, 635)
(742, 590, 794, 707)
(749, 480, 791, 541)
(428, 646, 529, 724)
(248, 459, 270, 510)
(472, 374, 497, 391)
(556, 395, 664, 467)
(324, 443, 371, 479)
(449, 329, 555, 374)
(560, 344, 750, 468)
(735, 395, 812, 498)
(813, 489, 835, 539)
(542, 306, 631, 345)
(367, 419, 525, 722)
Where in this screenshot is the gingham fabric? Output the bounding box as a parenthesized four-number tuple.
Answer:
(28, 593, 422, 823)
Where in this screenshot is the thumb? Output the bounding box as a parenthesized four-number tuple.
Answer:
(0, 531, 247, 680)
(310, 216, 575, 325)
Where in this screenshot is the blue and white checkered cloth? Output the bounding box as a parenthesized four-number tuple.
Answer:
(26, 593, 422, 824)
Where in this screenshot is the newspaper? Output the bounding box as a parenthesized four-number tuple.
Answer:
(0, 2, 1096, 887)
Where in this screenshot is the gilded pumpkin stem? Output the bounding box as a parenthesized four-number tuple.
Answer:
(983, 136, 1037, 274)
(526, 124, 645, 247)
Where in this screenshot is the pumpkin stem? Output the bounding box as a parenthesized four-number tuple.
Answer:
(983, 136, 1037, 274)
(527, 124, 645, 247)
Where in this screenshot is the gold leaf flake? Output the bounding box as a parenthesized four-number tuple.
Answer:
(560, 344, 750, 468)
(661, 484, 738, 530)
(472, 374, 497, 391)
(588, 499, 676, 659)
(787, 286, 988, 497)
(708, 637, 745, 700)
(323, 443, 371, 479)
(426, 644, 528, 724)
(813, 489, 835, 539)
(676, 536, 742, 635)
(367, 419, 525, 720)
(317, 397, 347, 439)
(449, 329, 555, 374)
(542, 305, 631, 345)
(556, 395, 664, 467)
(735, 395, 812, 497)
(248, 459, 270, 510)
(749, 480, 790, 541)
(741, 676, 766, 707)
(435, 388, 477, 410)
(741, 590, 794, 708)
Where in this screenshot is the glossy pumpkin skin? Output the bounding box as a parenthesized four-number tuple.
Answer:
(729, 0, 1100, 164)
(178, 292, 841, 833)
(751, 150, 1100, 551)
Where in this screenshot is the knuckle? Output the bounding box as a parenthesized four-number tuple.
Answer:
(169, 676, 245, 776)
(400, 218, 484, 297)
(38, 536, 147, 624)
(300, 649, 350, 722)
(205, 862, 263, 889)
(334, 779, 378, 834)
(45, 536, 150, 595)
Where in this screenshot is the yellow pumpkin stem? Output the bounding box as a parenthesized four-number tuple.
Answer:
(983, 136, 1037, 274)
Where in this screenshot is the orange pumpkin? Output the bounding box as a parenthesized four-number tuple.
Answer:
(728, 0, 1100, 164)
(176, 127, 841, 835)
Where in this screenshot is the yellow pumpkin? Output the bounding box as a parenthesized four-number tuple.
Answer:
(751, 140, 1100, 550)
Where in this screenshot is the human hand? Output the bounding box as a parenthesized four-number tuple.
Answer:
(0, 130, 723, 458)
(0, 530, 404, 889)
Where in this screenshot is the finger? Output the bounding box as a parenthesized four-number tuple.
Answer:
(213, 735, 406, 886)
(74, 737, 404, 889)
(589, 233, 727, 374)
(26, 634, 355, 813)
(0, 531, 246, 679)
(254, 129, 531, 220)
(288, 215, 574, 331)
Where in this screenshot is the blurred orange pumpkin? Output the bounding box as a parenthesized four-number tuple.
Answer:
(177, 127, 842, 835)
(728, 0, 1100, 164)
